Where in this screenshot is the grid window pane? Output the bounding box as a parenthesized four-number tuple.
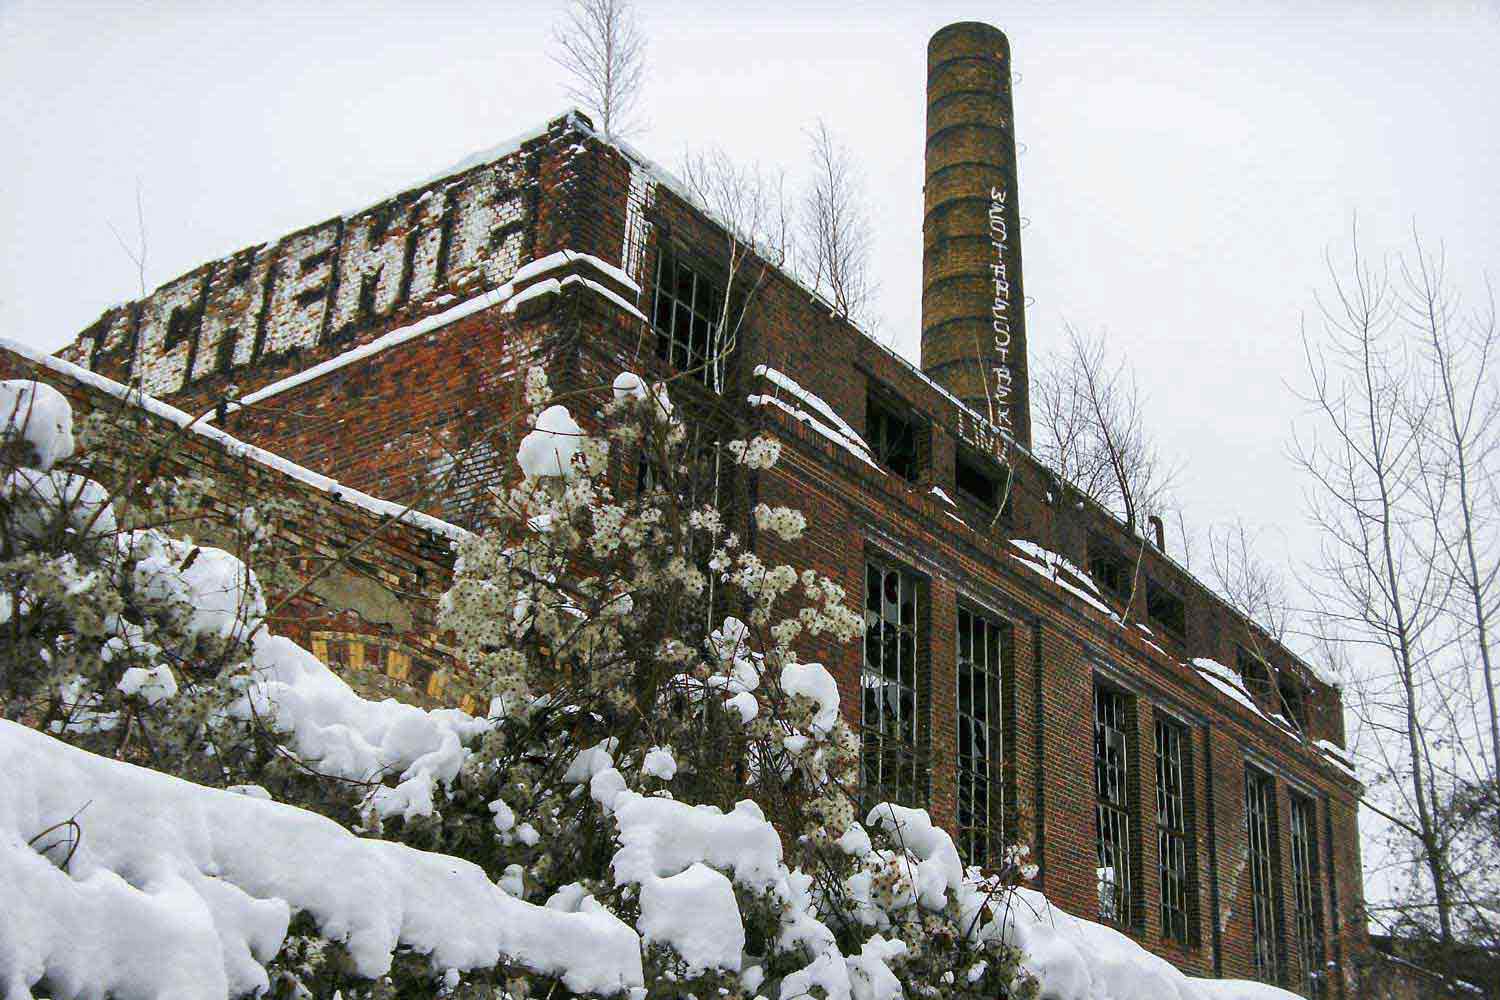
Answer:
(1246, 768, 1282, 984)
(652, 251, 723, 385)
(1154, 717, 1192, 944)
(1290, 795, 1327, 998)
(956, 607, 1004, 867)
(861, 562, 926, 812)
(1095, 684, 1133, 928)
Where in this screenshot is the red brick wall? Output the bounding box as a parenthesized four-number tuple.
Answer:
(45, 120, 1370, 994)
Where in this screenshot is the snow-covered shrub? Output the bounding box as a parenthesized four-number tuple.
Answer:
(415, 367, 1039, 999)
(0, 380, 280, 781)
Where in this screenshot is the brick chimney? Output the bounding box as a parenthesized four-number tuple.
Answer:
(921, 22, 1030, 448)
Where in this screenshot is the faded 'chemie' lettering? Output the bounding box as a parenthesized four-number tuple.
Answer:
(70, 153, 532, 396)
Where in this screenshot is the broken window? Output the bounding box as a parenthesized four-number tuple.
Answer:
(956, 607, 1005, 867)
(1245, 767, 1283, 984)
(867, 392, 921, 482)
(1094, 683, 1134, 929)
(862, 561, 928, 811)
(1146, 580, 1186, 637)
(1154, 715, 1193, 945)
(652, 250, 724, 385)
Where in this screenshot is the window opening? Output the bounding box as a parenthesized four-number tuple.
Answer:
(651, 251, 724, 386)
(862, 561, 926, 810)
(1246, 767, 1282, 984)
(1155, 716, 1192, 944)
(1146, 580, 1186, 637)
(957, 607, 1004, 867)
(1095, 683, 1133, 928)
(1290, 794, 1327, 998)
(867, 393, 920, 481)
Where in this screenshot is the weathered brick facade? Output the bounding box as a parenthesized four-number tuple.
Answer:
(50, 92, 1368, 997)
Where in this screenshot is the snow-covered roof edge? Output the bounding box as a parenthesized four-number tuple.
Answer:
(2, 337, 471, 544)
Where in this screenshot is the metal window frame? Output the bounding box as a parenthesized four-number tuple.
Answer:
(1094, 683, 1134, 929)
(956, 605, 1005, 867)
(1154, 715, 1192, 944)
(1290, 794, 1327, 998)
(1245, 766, 1282, 984)
(861, 559, 926, 811)
(650, 250, 723, 386)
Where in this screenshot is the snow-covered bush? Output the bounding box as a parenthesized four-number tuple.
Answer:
(410, 367, 1040, 998)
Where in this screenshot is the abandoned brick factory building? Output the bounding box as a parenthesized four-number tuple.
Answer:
(30, 21, 1370, 998)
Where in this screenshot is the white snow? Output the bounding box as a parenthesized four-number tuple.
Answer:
(999, 888, 1306, 1000)
(3, 468, 116, 544)
(613, 371, 648, 402)
(636, 863, 744, 975)
(608, 793, 786, 893)
(419, 120, 551, 188)
(748, 393, 882, 473)
(930, 486, 957, 506)
(123, 530, 266, 644)
(517, 404, 585, 479)
(0, 719, 645, 998)
(1009, 539, 1119, 621)
(0, 338, 470, 543)
(752, 366, 871, 456)
(116, 664, 179, 705)
(641, 746, 677, 781)
(780, 661, 841, 737)
(0, 379, 74, 470)
(504, 276, 562, 313)
(864, 803, 964, 907)
(219, 287, 512, 417)
(1192, 657, 1271, 724)
(512, 249, 641, 296)
(234, 634, 489, 822)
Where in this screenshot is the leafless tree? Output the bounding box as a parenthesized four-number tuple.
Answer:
(799, 120, 877, 328)
(675, 147, 791, 392)
(551, 0, 647, 140)
(1291, 224, 1458, 944)
(1031, 323, 1176, 534)
(1402, 233, 1500, 811)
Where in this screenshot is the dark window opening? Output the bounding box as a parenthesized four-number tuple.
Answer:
(1146, 580, 1186, 637)
(1246, 767, 1283, 985)
(1279, 680, 1308, 732)
(957, 607, 1005, 867)
(1237, 646, 1276, 705)
(956, 451, 1002, 509)
(1290, 794, 1327, 998)
(867, 392, 921, 482)
(1095, 683, 1134, 929)
(1088, 538, 1132, 605)
(862, 561, 928, 812)
(652, 250, 724, 385)
(1155, 716, 1194, 946)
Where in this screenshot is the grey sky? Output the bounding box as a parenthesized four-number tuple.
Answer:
(2, 0, 1497, 593)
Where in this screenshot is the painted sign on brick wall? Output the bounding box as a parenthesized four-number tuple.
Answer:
(65, 145, 538, 399)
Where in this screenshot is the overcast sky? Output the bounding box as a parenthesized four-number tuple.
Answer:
(3, 0, 1498, 602)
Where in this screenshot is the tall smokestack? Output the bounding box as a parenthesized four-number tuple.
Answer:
(921, 22, 1030, 448)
